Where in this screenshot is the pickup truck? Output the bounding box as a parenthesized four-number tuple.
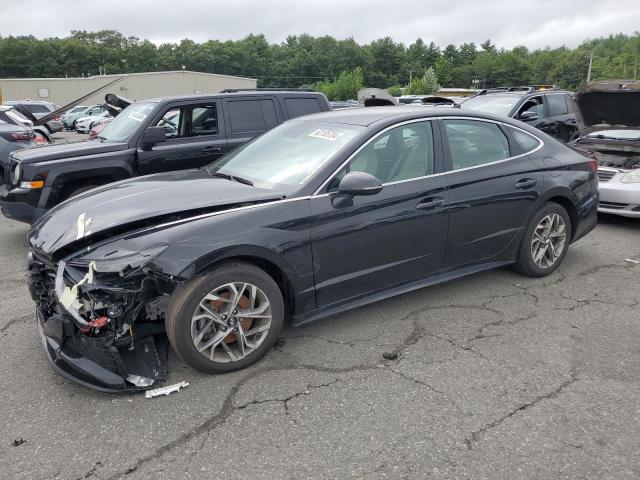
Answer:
(0, 90, 331, 224)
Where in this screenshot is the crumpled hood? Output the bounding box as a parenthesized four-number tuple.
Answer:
(573, 81, 640, 135)
(10, 140, 128, 164)
(29, 169, 283, 255)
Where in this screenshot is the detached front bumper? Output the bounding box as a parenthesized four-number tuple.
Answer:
(36, 309, 169, 393)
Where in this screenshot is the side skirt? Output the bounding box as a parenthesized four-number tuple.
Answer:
(292, 260, 513, 326)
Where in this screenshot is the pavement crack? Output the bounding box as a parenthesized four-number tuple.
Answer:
(464, 368, 579, 449)
(467, 312, 537, 342)
(110, 364, 375, 478)
(426, 333, 491, 361)
(0, 313, 31, 334)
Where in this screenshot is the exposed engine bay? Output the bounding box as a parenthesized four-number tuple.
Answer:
(28, 248, 181, 392)
(573, 138, 640, 170)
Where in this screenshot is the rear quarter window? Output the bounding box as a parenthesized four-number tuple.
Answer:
(284, 98, 322, 119)
(508, 127, 541, 153)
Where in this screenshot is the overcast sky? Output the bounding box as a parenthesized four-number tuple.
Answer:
(2, 0, 639, 49)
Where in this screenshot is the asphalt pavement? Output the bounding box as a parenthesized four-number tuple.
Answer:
(1, 212, 639, 479)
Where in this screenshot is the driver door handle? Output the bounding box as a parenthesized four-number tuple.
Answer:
(515, 179, 537, 190)
(416, 197, 445, 210)
(202, 146, 223, 152)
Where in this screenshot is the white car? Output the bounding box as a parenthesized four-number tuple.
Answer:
(570, 81, 640, 218)
(74, 111, 112, 133)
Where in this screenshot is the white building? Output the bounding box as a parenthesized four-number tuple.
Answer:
(0, 71, 257, 106)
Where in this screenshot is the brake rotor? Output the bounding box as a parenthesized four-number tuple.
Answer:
(209, 291, 253, 344)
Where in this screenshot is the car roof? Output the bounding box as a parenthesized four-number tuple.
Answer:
(475, 89, 572, 98)
(146, 90, 327, 104)
(296, 106, 529, 127)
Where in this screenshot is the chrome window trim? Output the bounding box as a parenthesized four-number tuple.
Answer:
(312, 116, 545, 197)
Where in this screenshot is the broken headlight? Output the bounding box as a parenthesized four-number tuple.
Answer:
(620, 170, 640, 184)
(69, 244, 169, 273)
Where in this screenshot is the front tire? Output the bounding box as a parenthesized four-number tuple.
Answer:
(514, 202, 572, 277)
(165, 262, 284, 374)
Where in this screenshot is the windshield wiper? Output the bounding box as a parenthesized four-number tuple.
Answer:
(210, 171, 254, 186)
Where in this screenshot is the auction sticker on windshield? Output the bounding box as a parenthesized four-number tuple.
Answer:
(309, 129, 344, 142)
(128, 111, 148, 122)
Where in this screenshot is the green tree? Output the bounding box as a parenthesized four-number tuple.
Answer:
(314, 68, 364, 100)
(405, 67, 440, 95)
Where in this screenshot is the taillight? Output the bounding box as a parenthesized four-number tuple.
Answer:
(588, 159, 598, 173)
(12, 132, 34, 141)
(34, 135, 48, 145)
(0, 131, 35, 142)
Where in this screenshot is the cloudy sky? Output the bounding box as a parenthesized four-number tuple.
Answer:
(2, 0, 639, 49)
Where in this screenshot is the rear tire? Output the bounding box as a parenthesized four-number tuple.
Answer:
(514, 202, 572, 277)
(165, 262, 284, 374)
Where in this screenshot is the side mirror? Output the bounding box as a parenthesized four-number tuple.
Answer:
(140, 126, 167, 148)
(520, 110, 538, 122)
(338, 171, 383, 196)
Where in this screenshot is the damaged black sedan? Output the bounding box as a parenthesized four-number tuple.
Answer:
(27, 107, 598, 392)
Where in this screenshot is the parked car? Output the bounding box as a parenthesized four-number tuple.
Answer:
(0, 106, 52, 144)
(61, 105, 105, 130)
(459, 88, 577, 142)
(26, 107, 598, 392)
(569, 80, 640, 218)
(60, 105, 88, 126)
(75, 111, 112, 133)
(88, 117, 113, 140)
(1, 91, 331, 224)
(0, 122, 37, 190)
(4, 100, 59, 120)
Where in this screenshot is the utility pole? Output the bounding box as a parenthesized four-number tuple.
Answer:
(634, 58, 637, 81)
(586, 52, 593, 83)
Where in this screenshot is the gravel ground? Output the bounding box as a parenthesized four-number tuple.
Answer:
(0, 213, 639, 479)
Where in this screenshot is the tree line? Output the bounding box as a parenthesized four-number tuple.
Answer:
(1, 30, 638, 96)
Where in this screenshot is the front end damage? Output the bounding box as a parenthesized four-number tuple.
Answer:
(28, 246, 181, 392)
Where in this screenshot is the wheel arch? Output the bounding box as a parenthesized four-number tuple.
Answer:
(183, 246, 301, 321)
(540, 188, 578, 241)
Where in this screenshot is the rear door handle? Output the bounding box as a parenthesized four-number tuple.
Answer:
(202, 146, 223, 152)
(416, 198, 445, 210)
(515, 179, 537, 190)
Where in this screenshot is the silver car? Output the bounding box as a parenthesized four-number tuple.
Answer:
(571, 81, 640, 218)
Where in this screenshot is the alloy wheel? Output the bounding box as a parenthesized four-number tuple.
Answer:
(530, 213, 567, 269)
(190, 282, 272, 363)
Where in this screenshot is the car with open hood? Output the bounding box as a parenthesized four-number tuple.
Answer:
(569, 81, 640, 217)
(26, 107, 598, 392)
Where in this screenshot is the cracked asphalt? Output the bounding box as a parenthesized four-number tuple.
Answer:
(1, 213, 639, 479)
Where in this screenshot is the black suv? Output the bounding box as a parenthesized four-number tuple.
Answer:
(460, 87, 577, 142)
(0, 91, 330, 224)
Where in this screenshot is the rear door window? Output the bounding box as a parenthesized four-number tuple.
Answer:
(546, 94, 569, 116)
(25, 104, 51, 114)
(444, 120, 510, 170)
(284, 97, 322, 119)
(227, 99, 277, 134)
